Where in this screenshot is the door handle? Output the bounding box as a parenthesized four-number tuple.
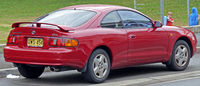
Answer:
(129, 34, 136, 39)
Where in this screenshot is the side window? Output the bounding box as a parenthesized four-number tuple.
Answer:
(118, 10, 153, 29)
(101, 11, 123, 28)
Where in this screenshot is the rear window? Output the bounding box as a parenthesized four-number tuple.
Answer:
(36, 10, 96, 27)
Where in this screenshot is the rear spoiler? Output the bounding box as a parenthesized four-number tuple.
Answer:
(12, 22, 74, 31)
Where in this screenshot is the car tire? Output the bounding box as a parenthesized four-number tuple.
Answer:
(166, 40, 191, 71)
(18, 65, 45, 78)
(82, 49, 111, 83)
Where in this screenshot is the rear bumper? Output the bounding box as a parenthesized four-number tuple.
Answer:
(4, 46, 88, 69)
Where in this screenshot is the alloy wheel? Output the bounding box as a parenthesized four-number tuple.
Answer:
(175, 45, 189, 67)
(93, 54, 108, 79)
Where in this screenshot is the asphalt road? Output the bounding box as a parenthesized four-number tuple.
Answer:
(0, 53, 199, 86)
(148, 77, 200, 86)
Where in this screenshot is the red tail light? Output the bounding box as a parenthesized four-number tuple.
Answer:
(7, 35, 18, 45)
(8, 36, 13, 43)
(49, 38, 78, 47)
(56, 39, 62, 46)
(49, 38, 57, 46)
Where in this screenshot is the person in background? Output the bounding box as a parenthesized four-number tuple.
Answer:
(167, 12, 174, 26)
(163, 16, 167, 26)
(189, 7, 199, 26)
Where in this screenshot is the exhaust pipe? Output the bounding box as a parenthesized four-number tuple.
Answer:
(50, 66, 76, 72)
(50, 67, 60, 72)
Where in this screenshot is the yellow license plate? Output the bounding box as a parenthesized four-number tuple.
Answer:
(27, 38, 43, 47)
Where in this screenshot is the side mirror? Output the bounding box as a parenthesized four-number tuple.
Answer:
(154, 21, 163, 28)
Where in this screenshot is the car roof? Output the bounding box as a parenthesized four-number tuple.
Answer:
(60, 4, 152, 22)
(60, 4, 136, 12)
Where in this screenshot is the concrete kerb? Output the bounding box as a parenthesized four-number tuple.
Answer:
(0, 44, 6, 53)
(196, 47, 200, 54)
(0, 68, 19, 78)
(0, 67, 51, 78)
(183, 25, 200, 33)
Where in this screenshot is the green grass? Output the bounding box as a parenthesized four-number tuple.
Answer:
(0, 26, 10, 44)
(0, 0, 199, 44)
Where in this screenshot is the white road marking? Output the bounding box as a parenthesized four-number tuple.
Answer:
(91, 70, 200, 86)
(148, 76, 200, 86)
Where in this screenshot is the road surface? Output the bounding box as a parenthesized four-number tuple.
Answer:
(0, 53, 200, 86)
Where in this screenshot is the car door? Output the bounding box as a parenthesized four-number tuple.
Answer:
(117, 10, 168, 65)
(100, 11, 129, 68)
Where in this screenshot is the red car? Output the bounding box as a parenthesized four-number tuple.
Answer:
(4, 4, 197, 83)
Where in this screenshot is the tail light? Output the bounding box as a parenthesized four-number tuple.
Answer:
(7, 35, 18, 45)
(49, 38, 78, 47)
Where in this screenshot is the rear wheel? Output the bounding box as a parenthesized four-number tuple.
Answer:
(82, 49, 110, 83)
(166, 40, 191, 71)
(18, 65, 44, 78)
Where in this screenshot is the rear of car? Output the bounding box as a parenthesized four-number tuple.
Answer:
(4, 9, 96, 69)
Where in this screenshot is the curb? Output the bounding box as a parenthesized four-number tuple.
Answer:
(196, 47, 200, 54)
(0, 68, 19, 78)
(183, 25, 200, 33)
(0, 67, 51, 78)
(0, 44, 6, 46)
(0, 44, 6, 53)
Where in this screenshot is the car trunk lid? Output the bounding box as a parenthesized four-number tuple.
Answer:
(9, 22, 75, 49)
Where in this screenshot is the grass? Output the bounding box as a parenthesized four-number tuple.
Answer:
(0, 0, 199, 44)
(0, 26, 10, 43)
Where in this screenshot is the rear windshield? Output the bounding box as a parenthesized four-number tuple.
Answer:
(36, 10, 96, 27)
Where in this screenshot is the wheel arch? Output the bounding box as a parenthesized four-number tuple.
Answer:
(92, 45, 113, 65)
(79, 45, 113, 72)
(176, 36, 193, 56)
(165, 36, 193, 71)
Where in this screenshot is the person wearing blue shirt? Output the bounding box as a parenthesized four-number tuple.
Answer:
(164, 16, 167, 26)
(189, 7, 199, 26)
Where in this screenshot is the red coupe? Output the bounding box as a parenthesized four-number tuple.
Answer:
(4, 4, 197, 83)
